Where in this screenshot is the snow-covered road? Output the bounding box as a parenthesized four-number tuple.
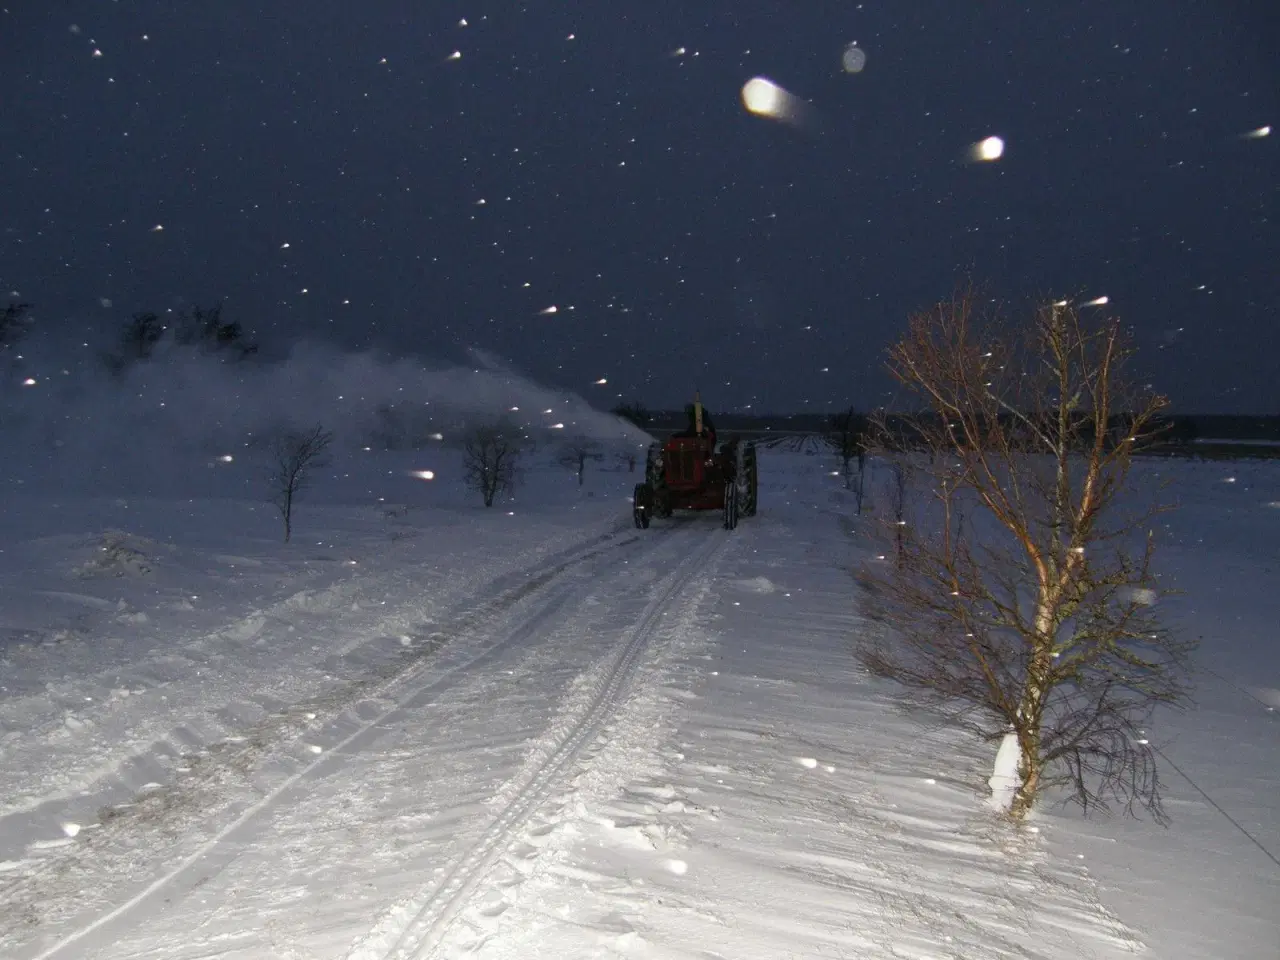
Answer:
(6, 514, 733, 959)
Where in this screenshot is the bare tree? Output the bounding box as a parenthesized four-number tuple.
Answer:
(859, 289, 1193, 823)
(463, 421, 522, 506)
(173, 301, 258, 359)
(885, 458, 911, 566)
(1, 302, 33, 390)
(827, 406, 869, 512)
(611, 400, 651, 428)
(558, 435, 603, 486)
(121, 312, 166, 361)
(268, 424, 333, 542)
(1, 301, 33, 354)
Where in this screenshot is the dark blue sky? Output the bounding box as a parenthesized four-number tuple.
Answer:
(2, 1, 1277, 412)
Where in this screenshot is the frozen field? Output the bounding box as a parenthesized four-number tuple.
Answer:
(0, 442, 1276, 959)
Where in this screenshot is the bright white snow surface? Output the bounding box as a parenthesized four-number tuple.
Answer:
(1, 442, 1277, 959)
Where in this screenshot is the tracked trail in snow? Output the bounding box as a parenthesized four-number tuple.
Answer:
(5, 524, 654, 960)
(0, 521, 636, 852)
(346, 530, 728, 960)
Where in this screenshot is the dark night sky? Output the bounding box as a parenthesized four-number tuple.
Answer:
(2, 1, 1277, 413)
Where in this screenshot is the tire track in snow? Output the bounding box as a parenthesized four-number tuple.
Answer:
(8, 525, 652, 960)
(0, 521, 638, 853)
(345, 530, 728, 960)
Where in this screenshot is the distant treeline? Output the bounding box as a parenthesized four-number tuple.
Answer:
(639, 411, 1280, 444)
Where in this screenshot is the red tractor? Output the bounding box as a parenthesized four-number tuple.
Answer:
(632, 395, 758, 530)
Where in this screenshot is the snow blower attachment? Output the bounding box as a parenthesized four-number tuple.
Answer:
(632, 393, 758, 530)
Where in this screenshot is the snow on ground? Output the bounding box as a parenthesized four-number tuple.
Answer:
(1037, 457, 1280, 959)
(0, 439, 1276, 959)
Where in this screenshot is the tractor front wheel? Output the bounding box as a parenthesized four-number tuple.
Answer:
(741, 442, 758, 517)
(633, 483, 653, 529)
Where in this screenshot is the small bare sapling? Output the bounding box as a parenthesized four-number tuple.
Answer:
(559, 435, 603, 486)
(269, 424, 333, 542)
(463, 421, 522, 506)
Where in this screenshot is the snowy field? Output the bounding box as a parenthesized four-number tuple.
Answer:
(1, 438, 1277, 959)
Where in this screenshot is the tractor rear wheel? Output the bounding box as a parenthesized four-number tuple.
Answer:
(723, 479, 739, 530)
(633, 483, 652, 529)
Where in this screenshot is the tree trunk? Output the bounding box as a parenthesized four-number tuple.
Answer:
(1011, 743, 1042, 819)
(1008, 598, 1056, 817)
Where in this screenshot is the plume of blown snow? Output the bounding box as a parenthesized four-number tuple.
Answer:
(1, 335, 650, 496)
